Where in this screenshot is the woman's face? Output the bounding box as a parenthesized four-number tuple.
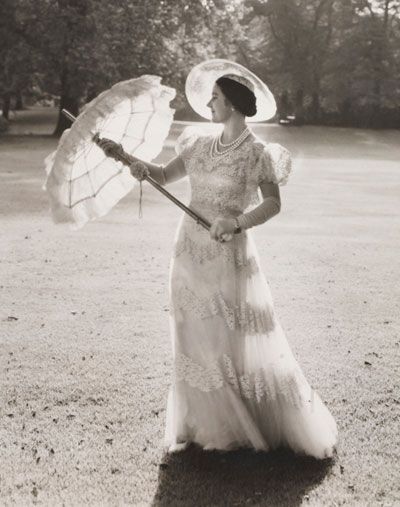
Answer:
(206, 84, 232, 123)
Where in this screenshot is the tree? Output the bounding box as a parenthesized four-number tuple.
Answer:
(0, 0, 39, 118)
(354, 1, 400, 111)
(323, 0, 400, 126)
(7, 0, 245, 134)
(242, 0, 400, 126)
(244, 0, 342, 122)
(3, 0, 398, 130)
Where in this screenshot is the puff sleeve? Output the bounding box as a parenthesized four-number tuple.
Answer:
(175, 126, 201, 162)
(256, 143, 292, 186)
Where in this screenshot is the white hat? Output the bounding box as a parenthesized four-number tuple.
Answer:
(185, 59, 277, 122)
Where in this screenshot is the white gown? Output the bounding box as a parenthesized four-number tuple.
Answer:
(164, 127, 338, 459)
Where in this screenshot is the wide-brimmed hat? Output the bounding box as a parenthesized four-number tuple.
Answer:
(185, 59, 277, 122)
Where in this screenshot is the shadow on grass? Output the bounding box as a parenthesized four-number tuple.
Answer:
(152, 444, 335, 507)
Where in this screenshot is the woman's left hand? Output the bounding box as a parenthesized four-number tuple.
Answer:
(209, 217, 236, 242)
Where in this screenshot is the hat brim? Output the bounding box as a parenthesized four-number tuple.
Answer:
(185, 59, 277, 123)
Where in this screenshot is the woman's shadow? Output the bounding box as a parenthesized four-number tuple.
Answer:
(152, 444, 337, 506)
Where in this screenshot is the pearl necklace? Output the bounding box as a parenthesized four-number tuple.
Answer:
(210, 127, 251, 158)
(218, 127, 249, 147)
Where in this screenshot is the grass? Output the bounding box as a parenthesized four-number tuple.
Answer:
(0, 108, 399, 506)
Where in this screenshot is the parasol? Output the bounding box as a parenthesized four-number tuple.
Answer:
(43, 74, 237, 240)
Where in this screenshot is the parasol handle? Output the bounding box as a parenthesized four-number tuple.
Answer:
(61, 109, 237, 241)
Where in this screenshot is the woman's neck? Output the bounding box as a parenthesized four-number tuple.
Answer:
(221, 117, 247, 144)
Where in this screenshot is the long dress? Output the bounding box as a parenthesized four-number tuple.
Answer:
(164, 127, 338, 460)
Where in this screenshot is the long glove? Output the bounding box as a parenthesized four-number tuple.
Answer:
(236, 196, 281, 230)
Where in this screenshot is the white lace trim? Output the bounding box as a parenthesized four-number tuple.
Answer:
(176, 131, 292, 216)
(173, 231, 258, 274)
(257, 142, 292, 186)
(175, 132, 292, 217)
(179, 134, 264, 211)
(174, 352, 306, 407)
(171, 285, 275, 334)
(175, 126, 203, 160)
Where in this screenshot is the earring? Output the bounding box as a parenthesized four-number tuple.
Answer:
(231, 107, 235, 111)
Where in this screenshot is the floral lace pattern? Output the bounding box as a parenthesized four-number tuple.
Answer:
(174, 352, 306, 408)
(173, 230, 259, 275)
(257, 143, 292, 186)
(171, 285, 275, 334)
(175, 128, 292, 215)
(165, 130, 339, 456)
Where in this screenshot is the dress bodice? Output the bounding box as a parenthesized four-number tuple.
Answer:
(175, 127, 292, 219)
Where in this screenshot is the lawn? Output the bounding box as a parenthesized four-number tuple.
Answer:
(1, 108, 399, 506)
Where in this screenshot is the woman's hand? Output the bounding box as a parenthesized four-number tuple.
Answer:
(96, 137, 124, 160)
(96, 136, 149, 180)
(209, 217, 236, 242)
(129, 160, 150, 181)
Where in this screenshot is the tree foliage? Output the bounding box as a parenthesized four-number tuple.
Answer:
(1, 0, 399, 130)
(243, 0, 400, 126)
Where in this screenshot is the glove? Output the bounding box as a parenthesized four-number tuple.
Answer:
(236, 196, 281, 230)
(96, 137, 124, 161)
(129, 160, 150, 181)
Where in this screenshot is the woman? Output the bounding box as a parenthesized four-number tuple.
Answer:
(99, 62, 338, 460)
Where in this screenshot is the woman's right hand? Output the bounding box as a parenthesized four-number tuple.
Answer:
(95, 136, 149, 180)
(96, 137, 124, 161)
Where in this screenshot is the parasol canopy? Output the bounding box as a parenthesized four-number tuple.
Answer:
(43, 75, 176, 229)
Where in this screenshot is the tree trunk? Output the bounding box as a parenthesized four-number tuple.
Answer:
(2, 93, 11, 120)
(278, 91, 291, 120)
(15, 91, 23, 110)
(371, 0, 390, 123)
(340, 97, 352, 126)
(294, 88, 304, 124)
(53, 65, 80, 137)
(310, 91, 321, 122)
(53, 94, 80, 136)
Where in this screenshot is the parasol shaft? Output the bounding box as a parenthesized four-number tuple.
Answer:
(61, 109, 76, 123)
(118, 151, 213, 230)
(61, 109, 214, 232)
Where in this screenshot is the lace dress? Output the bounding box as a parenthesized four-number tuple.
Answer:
(164, 127, 338, 459)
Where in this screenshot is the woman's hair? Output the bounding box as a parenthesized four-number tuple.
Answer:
(216, 77, 257, 117)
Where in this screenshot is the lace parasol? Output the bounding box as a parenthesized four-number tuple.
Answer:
(43, 75, 175, 229)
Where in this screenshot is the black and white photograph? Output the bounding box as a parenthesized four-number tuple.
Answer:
(1, 0, 399, 505)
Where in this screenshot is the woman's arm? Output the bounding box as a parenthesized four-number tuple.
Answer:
(236, 181, 281, 230)
(96, 138, 186, 186)
(209, 181, 281, 241)
(129, 155, 186, 187)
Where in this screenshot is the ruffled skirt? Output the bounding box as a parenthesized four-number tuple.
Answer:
(164, 211, 338, 460)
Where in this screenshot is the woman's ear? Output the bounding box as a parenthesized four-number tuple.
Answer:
(223, 97, 232, 109)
